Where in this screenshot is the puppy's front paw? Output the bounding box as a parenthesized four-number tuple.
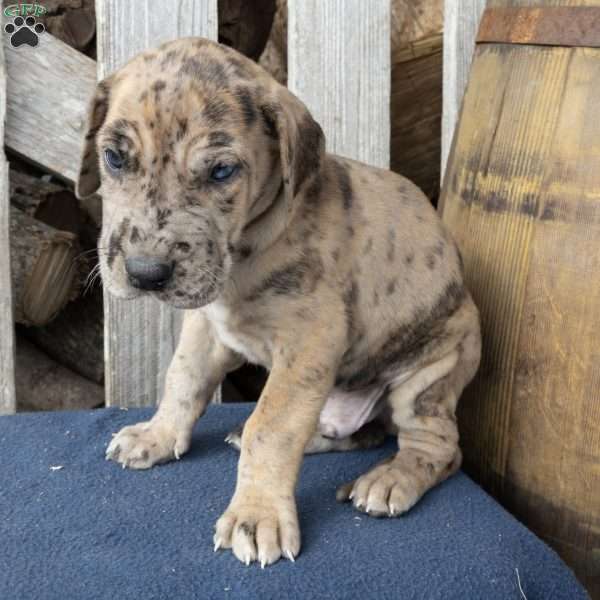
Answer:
(214, 490, 300, 567)
(106, 420, 188, 469)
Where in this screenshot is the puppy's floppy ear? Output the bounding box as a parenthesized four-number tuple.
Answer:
(76, 77, 113, 200)
(260, 85, 325, 215)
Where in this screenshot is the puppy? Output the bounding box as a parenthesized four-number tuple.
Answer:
(77, 38, 481, 568)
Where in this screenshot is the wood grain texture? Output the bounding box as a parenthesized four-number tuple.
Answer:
(96, 0, 218, 407)
(391, 34, 442, 199)
(440, 41, 600, 597)
(287, 0, 390, 168)
(0, 36, 15, 415)
(4, 34, 95, 183)
(441, 0, 486, 178)
(15, 336, 103, 412)
(10, 207, 79, 326)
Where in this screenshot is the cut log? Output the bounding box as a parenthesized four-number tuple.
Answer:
(218, 0, 276, 60)
(9, 169, 64, 216)
(20, 285, 104, 385)
(15, 335, 103, 412)
(44, 3, 96, 52)
(10, 167, 101, 247)
(10, 206, 81, 326)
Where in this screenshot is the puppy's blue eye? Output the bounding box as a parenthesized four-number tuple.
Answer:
(104, 149, 124, 171)
(210, 163, 237, 182)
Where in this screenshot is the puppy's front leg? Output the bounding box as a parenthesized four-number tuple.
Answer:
(106, 309, 242, 469)
(214, 329, 342, 567)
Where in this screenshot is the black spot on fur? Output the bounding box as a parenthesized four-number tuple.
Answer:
(405, 252, 415, 267)
(175, 117, 188, 141)
(364, 238, 373, 254)
(157, 208, 171, 229)
(107, 218, 130, 268)
(151, 80, 167, 98)
(343, 280, 359, 343)
(129, 226, 141, 244)
(334, 160, 353, 210)
(414, 377, 451, 418)
(259, 104, 279, 140)
(179, 57, 228, 87)
(426, 253, 436, 270)
(305, 173, 323, 203)
(239, 245, 252, 259)
(161, 49, 178, 67)
(293, 114, 324, 195)
(235, 87, 256, 127)
(387, 228, 396, 262)
(219, 195, 235, 213)
(203, 97, 230, 126)
(337, 280, 467, 390)
(147, 186, 158, 204)
(387, 279, 396, 295)
(248, 249, 323, 300)
(208, 131, 234, 147)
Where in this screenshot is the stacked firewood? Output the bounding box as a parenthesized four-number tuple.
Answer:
(11, 0, 443, 411)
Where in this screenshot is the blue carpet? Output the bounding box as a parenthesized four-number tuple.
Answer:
(0, 403, 588, 600)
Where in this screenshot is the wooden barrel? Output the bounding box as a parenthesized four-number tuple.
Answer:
(440, 3, 600, 595)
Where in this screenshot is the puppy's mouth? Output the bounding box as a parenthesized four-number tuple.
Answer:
(115, 255, 225, 309)
(157, 278, 223, 309)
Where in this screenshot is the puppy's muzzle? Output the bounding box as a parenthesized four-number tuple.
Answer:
(125, 256, 174, 291)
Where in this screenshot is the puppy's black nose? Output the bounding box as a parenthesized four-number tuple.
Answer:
(125, 256, 174, 291)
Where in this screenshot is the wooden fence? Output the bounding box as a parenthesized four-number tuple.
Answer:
(0, 0, 390, 412)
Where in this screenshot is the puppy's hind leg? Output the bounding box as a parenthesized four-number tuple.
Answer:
(337, 328, 480, 517)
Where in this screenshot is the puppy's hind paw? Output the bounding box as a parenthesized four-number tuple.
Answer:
(224, 422, 244, 452)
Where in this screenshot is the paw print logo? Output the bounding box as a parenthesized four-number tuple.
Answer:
(4, 16, 45, 48)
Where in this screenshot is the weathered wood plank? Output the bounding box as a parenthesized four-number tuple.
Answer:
(288, 0, 390, 168)
(4, 33, 95, 183)
(96, 0, 218, 407)
(0, 35, 15, 414)
(441, 0, 486, 178)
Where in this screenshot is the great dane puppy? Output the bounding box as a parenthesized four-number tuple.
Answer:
(77, 38, 481, 568)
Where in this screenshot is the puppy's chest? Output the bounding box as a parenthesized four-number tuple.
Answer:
(203, 302, 272, 367)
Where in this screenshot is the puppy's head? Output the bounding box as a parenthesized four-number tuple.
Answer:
(77, 38, 324, 308)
